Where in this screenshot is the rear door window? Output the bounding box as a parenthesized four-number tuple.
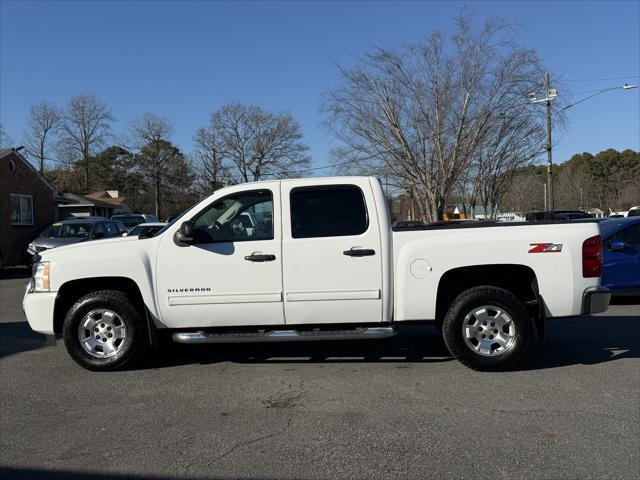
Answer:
(290, 185, 368, 238)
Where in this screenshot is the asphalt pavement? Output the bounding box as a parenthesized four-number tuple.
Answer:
(1, 273, 639, 480)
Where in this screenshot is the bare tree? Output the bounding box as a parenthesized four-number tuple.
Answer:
(0, 122, 15, 146)
(324, 11, 546, 221)
(24, 101, 61, 174)
(129, 112, 173, 148)
(129, 113, 178, 217)
(61, 93, 113, 192)
(193, 124, 227, 193)
(464, 107, 544, 217)
(197, 102, 310, 184)
(501, 169, 545, 213)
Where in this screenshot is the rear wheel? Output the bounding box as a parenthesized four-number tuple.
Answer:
(442, 286, 532, 371)
(63, 290, 147, 371)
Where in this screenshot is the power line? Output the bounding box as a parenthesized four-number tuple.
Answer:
(563, 74, 640, 82)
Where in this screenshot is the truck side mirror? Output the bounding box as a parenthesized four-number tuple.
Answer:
(174, 220, 195, 246)
(609, 240, 627, 251)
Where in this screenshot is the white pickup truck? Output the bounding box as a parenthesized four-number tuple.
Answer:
(23, 176, 610, 371)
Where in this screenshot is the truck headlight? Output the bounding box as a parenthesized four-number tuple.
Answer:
(33, 262, 51, 292)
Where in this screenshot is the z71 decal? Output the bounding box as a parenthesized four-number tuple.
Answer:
(528, 243, 563, 253)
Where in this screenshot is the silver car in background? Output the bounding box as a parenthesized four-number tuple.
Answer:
(27, 218, 127, 258)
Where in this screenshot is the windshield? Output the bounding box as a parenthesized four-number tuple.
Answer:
(127, 225, 143, 236)
(40, 224, 62, 237)
(113, 216, 145, 228)
(601, 219, 639, 238)
(46, 223, 93, 238)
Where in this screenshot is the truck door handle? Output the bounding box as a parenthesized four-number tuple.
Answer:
(244, 253, 276, 262)
(343, 248, 376, 257)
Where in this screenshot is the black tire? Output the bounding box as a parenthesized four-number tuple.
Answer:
(63, 290, 147, 371)
(442, 286, 532, 371)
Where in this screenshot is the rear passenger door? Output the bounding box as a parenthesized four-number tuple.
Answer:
(281, 180, 383, 325)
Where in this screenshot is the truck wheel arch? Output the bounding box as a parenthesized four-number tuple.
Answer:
(435, 264, 541, 334)
(53, 277, 147, 335)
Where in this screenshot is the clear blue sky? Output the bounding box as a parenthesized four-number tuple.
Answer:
(1, 0, 639, 172)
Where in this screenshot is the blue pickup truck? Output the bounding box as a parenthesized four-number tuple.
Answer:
(601, 217, 640, 295)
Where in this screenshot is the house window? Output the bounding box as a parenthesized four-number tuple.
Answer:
(10, 194, 34, 225)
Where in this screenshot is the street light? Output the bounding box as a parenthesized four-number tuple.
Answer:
(529, 75, 639, 211)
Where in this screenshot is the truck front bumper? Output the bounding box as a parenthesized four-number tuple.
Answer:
(23, 285, 57, 335)
(581, 287, 611, 315)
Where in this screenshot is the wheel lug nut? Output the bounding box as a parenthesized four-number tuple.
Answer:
(95, 335, 100, 339)
(108, 334, 113, 338)
(478, 327, 483, 331)
(482, 321, 487, 326)
(94, 328, 99, 332)
(481, 334, 486, 338)
(102, 338, 107, 342)
(101, 323, 105, 328)
(489, 335, 494, 339)
(490, 322, 495, 327)
(107, 326, 112, 331)
(494, 329, 498, 334)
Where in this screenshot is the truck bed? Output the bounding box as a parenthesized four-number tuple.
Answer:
(392, 219, 603, 231)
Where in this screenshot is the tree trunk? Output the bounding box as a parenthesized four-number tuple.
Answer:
(155, 175, 161, 218)
(39, 141, 45, 174)
(83, 145, 90, 193)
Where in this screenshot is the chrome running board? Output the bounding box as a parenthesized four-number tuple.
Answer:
(172, 326, 397, 344)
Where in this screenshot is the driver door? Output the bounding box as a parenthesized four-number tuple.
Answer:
(155, 183, 284, 329)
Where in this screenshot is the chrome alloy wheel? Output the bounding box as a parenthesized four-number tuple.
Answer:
(77, 309, 127, 358)
(462, 305, 516, 357)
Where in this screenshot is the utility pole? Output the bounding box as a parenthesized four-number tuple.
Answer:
(529, 74, 558, 211)
(544, 72, 554, 211)
(529, 77, 638, 212)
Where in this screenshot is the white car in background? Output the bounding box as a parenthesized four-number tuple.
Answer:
(110, 214, 159, 229)
(628, 206, 640, 217)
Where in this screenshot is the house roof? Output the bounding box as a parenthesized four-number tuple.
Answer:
(0, 147, 60, 195)
(85, 191, 135, 210)
(58, 192, 116, 209)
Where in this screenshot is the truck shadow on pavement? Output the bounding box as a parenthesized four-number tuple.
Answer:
(0, 322, 55, 357)
(2, 312, 638, 371)
(146, 325, 454, 368)
(140, 313, 640, 371)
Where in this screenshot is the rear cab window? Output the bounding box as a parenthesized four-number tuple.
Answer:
(290, 185, 368, 238)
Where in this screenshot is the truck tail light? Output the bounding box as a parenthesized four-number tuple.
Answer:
(582, 235, 602, 278)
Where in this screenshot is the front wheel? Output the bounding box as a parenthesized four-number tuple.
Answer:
(442, 286, 532, 371)
(63, 290, 147, 371)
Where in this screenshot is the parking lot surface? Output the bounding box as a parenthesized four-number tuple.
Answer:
(1, 274, 639, 480)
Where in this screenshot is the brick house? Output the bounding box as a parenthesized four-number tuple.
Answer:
(0, 147, 59, 266)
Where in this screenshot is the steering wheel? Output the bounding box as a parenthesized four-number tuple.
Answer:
(229, 218, 247, 237)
